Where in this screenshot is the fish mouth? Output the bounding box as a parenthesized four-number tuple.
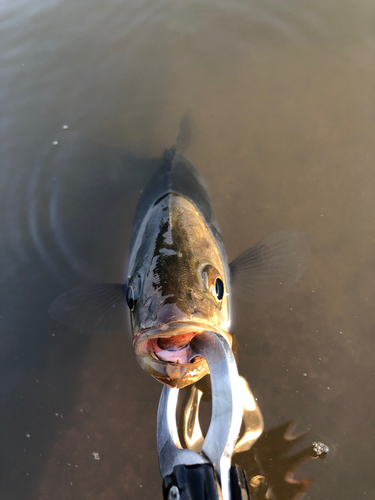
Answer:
(134, 321, 231, 366)
(133, 321, 232, 388)
(141, 331, 201, 365)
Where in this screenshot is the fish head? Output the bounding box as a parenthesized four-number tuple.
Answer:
(127, 193, 231, 388)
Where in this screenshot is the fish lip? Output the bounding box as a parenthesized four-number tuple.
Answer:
(133, 321, 231, 365)
(133, 321, 225, 346)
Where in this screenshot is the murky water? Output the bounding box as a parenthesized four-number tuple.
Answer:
(1, 0, 374, 498)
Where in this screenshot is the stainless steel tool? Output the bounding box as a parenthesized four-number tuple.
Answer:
(157, 331, 263, 500)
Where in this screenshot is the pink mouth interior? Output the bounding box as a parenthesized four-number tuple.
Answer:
(145, 332, 203, 364)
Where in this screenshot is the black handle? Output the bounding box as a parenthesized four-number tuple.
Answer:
(163, 464, 221, 500)
(230, 465, 251, 500)
(162, 464, 251, 500)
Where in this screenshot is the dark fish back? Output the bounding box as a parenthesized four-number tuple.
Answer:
(128, 149, 222, 263)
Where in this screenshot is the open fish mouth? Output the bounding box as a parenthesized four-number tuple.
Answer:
(133, 321, 231, 366)
(149, 332, 203, 364)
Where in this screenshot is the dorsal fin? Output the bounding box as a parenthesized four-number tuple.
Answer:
(128, 115, 222, 263)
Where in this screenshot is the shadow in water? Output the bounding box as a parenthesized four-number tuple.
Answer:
(233, 421, 317, 500)
(2, 133, 163, 285)
(179, 376, 321, 500)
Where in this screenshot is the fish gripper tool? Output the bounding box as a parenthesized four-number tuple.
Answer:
(157, 331, 252, 500)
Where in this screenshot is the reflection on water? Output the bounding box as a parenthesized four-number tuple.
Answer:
(180, 375, 319, 500)
(234, 422, 313, 500)
(1, 0, 375, 498)
(2, 135, 161, 285)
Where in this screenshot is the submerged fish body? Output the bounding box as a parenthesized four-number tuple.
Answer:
(127, 149, 232, 387)
(49, 119, 311, 389)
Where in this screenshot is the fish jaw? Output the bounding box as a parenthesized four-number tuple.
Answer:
(133, 321, 232, 388)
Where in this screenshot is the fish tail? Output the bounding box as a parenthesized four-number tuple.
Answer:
(175, 112, 193, 155)
(164, 113, 193, 165)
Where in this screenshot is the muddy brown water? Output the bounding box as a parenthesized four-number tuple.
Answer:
(1, 0, 374, 498)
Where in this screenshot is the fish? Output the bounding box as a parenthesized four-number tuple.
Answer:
(49, 116, 310, 389)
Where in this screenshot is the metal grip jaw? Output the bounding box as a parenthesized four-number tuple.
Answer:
(157, 331, 247, 500)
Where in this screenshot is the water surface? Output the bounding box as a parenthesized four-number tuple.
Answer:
(1, 0, 374, 498)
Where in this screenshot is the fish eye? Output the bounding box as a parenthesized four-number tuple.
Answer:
(126, 275, 141, 312)
(126, 286, 135, 311)
(202, 265, 224, 302)
(215, 278, 224, 301)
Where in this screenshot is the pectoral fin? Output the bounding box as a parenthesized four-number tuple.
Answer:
(229, 231, 310, 302)
(49, 284, 128, 334)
